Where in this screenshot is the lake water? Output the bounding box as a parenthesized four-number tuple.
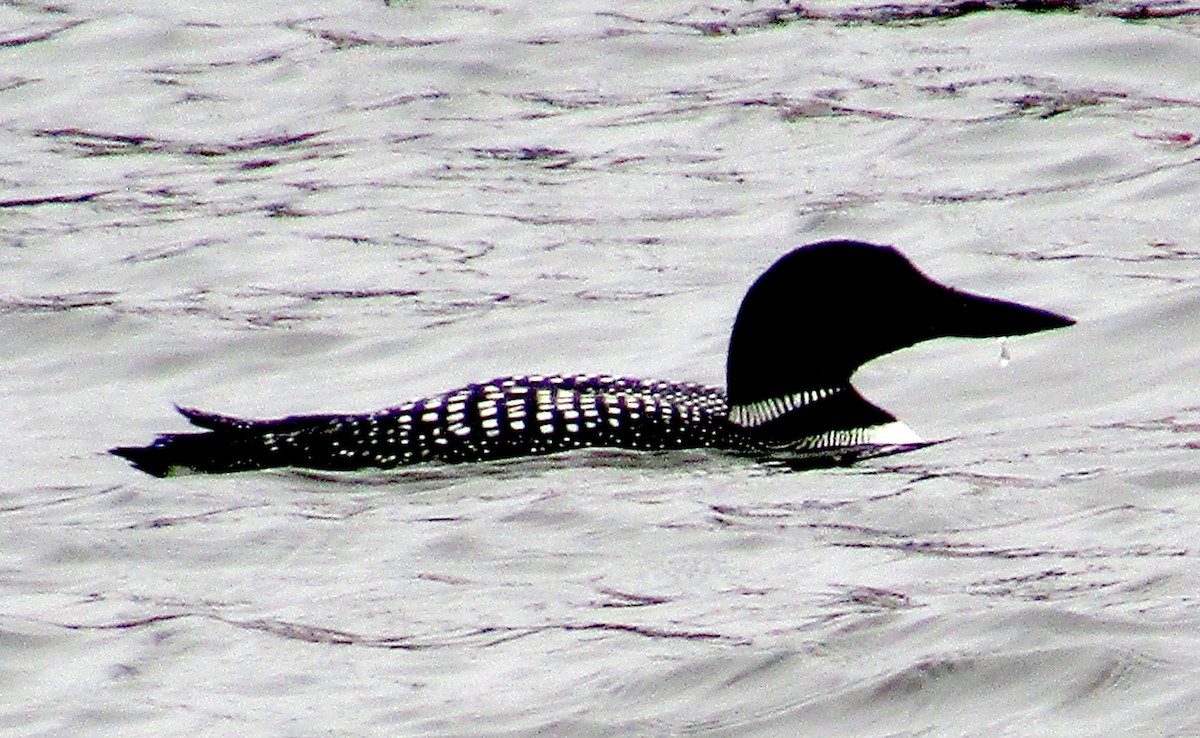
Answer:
(3, 1, 1200, 735)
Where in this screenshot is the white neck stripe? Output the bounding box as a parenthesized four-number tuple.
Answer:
(728, 386, 843, 427)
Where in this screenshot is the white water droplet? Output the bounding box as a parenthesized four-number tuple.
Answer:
(998, 337, 1011, 368)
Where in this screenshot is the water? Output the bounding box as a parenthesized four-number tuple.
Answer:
(4, 1, 1200, 735)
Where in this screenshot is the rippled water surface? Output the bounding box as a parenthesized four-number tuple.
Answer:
(4, 1, 1200, 735)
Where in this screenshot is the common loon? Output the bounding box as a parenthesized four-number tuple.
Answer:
(111, 240, 1074, 477)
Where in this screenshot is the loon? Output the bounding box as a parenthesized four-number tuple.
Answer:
(111, 240, 1074, 477)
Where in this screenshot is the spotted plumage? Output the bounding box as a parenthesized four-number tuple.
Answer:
(118, 375, 743, 476)
(112, 241, 1075, 477)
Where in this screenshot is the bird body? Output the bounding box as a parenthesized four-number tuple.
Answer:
(111, 241, 1074, 477)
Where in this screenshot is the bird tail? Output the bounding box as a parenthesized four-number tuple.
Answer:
(110, 406, 297, 477)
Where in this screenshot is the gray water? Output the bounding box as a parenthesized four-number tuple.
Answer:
(4, 1, 1200, 735)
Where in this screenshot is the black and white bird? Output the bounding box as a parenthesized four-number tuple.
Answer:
(111, 240, 1074, 477)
